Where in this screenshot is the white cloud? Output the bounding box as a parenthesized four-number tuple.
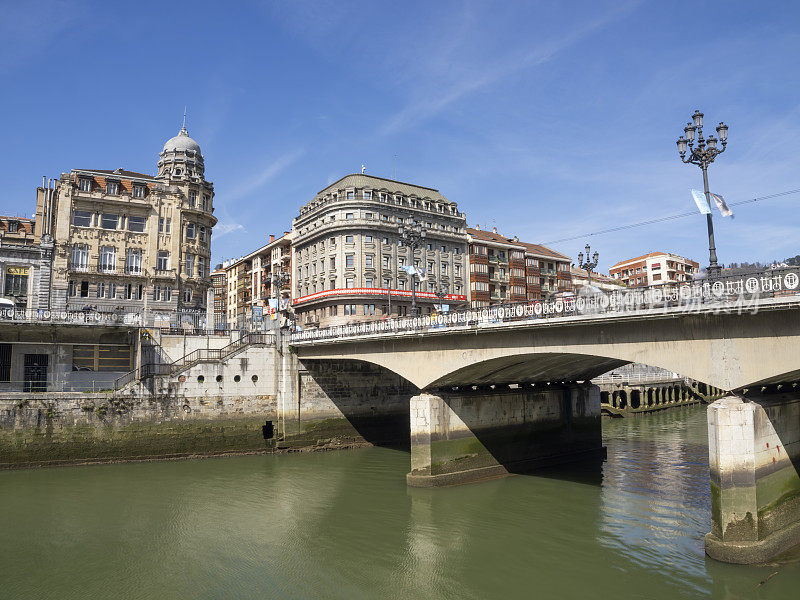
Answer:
(214, 221, 246, 240)
(224, 148, 305, 203)
(381, 1, 641, 135)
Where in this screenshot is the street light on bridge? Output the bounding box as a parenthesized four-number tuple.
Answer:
(676, 109, 728, 278)
(434, 281, 449, 312)
(398, 219, 426, 316)
(577, 244, 599, 287)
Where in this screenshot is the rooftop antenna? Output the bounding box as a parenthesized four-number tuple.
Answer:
(394, 154, 397, 180)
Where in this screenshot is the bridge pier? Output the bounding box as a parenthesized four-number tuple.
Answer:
(705, 392, 800, 563)
(407, 383, 605, 487)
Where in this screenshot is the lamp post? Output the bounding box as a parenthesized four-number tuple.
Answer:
(268, 269, 290, 329)
(577, 243, 599, 287)
(676, 109, 728, 278)
(398, 219, 426, 316)
(434, 281, 449, 312)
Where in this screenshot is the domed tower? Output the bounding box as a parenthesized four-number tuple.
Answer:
(153, 118, 216, 320)
(157, 124, 205, 181)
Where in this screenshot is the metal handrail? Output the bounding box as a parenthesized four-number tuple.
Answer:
(169, 332, 275, 375)
(113, 332, 275, 390)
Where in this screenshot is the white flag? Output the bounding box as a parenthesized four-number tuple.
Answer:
(691, 189, 711, 215)
(710, 192, 733, 218)
(401, 265, 427, 280)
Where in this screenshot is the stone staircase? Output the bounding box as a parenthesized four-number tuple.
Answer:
(114, 332, 275, 391)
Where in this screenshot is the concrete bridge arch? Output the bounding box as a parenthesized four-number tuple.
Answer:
(296, 307, 800, 392)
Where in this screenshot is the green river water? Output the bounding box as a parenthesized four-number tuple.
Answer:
(2, 405, 799, 599)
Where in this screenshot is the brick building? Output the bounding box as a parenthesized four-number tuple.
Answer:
(210, 267, 226, 328)
(466, 226, 573, 307)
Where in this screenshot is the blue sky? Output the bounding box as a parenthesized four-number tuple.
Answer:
(1, 0, 799, 272)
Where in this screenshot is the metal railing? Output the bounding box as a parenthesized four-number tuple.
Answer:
(591, 373, 685, 384)
(113, 332, 276, 390)
(291, 267, 800, 344)
(0, 308, 213, 328)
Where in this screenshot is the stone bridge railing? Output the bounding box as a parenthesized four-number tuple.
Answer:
(291, 268, 800, 344)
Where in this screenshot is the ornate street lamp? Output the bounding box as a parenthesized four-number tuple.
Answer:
(398, 219, 426, 316)
(269, 269, 290, 318)
(434, 281, 449, 312)
(677, 109, 728, 278)
(577, 243, 599, 286)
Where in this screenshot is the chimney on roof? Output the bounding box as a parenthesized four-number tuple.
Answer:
(475, 224, 481, 230)
(492, 226, 498, 234)
(269, 234, 275, 243)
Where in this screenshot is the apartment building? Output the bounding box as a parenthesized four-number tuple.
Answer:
(223, 232, 292, 328)
(210, 267, 226, 328)
(467, 227, 527, 306)
(609, 252, 699, 287)
(292, 174, 469, 327)
(0, 214, 53, 310)
(519, 241, 573, 300)
(40, 125, 216, 324)
(466, 226, 573, 307)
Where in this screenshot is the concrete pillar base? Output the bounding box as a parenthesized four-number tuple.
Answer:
(408, 384, 604, 487)
(705, 520, 800, 565)
(407, 446, 606, 488)
(705, 393, 800, 564)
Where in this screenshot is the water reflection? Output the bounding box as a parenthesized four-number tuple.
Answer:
(1, 405, 799, 599)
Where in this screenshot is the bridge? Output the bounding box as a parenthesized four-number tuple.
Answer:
(290, 269, 800, 564)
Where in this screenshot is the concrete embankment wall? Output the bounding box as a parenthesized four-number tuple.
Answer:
(0, 393, 277, 468)
(0, 342, 420, 467)
(290, 358, 418, 449)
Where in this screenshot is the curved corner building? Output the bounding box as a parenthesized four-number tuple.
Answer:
(292, 174, 469, 328)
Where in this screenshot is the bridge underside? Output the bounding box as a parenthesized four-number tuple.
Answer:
(427, 353, 628, 388)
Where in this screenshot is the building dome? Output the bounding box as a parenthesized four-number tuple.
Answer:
(162, 125, 202, 154)
(157, 124, 205, 180)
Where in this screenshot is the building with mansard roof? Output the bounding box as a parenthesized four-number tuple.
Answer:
(292, 173, 469, 328)
(38, 124, 217, 326)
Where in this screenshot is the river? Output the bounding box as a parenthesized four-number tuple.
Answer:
(1, 405, 798, 599)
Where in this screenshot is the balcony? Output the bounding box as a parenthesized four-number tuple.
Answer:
(67, 261, 93, 273)
(153, 268, 176, 279)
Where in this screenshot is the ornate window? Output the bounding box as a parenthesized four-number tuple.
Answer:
(99, 246, 116, 273)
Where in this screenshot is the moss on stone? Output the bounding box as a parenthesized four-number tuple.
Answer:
(0, 417, 270, 468)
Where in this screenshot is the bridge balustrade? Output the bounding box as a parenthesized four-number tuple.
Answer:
(291, 268, 800, 343)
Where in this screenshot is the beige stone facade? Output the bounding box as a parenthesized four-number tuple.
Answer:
(40, 126, 216, 325)
(292, 174, 469, 328)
